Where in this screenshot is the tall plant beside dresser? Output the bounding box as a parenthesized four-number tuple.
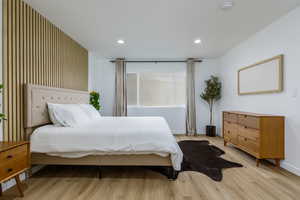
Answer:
(200, 76, 221, 137)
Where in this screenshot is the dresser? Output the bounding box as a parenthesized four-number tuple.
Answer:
(223, 111, 284, 167)
(0, 141, 30, 197)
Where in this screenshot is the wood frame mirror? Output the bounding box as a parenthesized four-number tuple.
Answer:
(238, 55, 284, 95)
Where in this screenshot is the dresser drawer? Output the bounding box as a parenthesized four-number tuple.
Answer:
(238, 125, 260, 142)
(238, 115, 260, 129)
(238, 135, 259, 155)
(0, 154, 28, 180)
(224, 113, 238, 123)
(224, 131, 238, 145)
(0, 144, 28, 163)
(224, 121, 238, 144)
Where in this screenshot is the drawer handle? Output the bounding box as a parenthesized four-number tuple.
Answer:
(6, 155, 13, 159)
(7, 168, 13, 173)
(227, 131, 230, 133)
(244, 138, 247, 141)
(244, 126, 248, 129)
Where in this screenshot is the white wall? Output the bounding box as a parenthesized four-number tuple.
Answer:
(89, 58, 220, 134)
(219, 6, 300, 175)
(88, 52, 97, 91)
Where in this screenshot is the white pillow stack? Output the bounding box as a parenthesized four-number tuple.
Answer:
(47, 103, 101, 127)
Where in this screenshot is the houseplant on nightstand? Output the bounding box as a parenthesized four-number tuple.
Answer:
(200, 76, 221, 137)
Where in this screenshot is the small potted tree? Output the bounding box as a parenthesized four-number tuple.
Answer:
(200, 76, 221, 137)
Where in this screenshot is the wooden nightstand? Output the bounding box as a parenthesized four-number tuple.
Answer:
(0, 141, 30, 197)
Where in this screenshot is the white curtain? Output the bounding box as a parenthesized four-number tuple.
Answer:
(186, 58, 197, 135)
(114, 58, 127, 116)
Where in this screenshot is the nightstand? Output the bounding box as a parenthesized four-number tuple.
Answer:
(0, 141, 30, 197)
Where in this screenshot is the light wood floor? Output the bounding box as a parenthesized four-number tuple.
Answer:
(1, 136, 300, 200)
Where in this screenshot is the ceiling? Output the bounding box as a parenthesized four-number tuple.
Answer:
(24, 0, 300, 59)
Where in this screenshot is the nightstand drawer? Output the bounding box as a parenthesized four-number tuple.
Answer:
(0, 141, 30, 197)
(0, 156, 28, 180)
(0, 144, 28, 163)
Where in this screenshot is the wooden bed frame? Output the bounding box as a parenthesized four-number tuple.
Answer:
(24, 84, 177, 179)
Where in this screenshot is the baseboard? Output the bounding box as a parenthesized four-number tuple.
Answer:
(172, 133, 206, 136)
(1, 165, 46, 192)
(281, 162, 300, 176)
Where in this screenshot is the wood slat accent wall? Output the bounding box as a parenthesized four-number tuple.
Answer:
(3, 0, 89, 141)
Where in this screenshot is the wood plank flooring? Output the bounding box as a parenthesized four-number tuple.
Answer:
(1, 136, 300, 200)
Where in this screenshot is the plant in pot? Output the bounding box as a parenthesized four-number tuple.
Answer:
(90, 91, 101, 111)
(200, 76, 221, 137)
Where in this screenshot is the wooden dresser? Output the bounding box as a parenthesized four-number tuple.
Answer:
(223, 111, 284, 167)
(0, 141, 30, 197)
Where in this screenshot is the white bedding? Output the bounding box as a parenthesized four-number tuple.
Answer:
(31, 117, 183, 170)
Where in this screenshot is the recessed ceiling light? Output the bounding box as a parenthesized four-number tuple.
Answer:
(221, 0, 234, 9)
(117, 39, 125, 44)
(194, 39, 202, 44)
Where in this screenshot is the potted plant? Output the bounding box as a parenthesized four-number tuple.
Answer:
(90, 91, 101, 111)
(200, 76, 221, 137)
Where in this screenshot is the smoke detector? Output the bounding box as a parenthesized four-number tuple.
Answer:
(221, 0, 234, 9)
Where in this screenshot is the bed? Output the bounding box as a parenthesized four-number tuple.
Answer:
(25, 84, 183, 179)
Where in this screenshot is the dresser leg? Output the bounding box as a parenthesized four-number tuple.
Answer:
(256, 159, 260, 167)
(275, 159, 281, 168)
(15, 175, 24, 197)
(224, 141, 227, 146)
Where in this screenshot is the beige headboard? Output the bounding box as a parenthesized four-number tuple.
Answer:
(24, 84, 89, 131)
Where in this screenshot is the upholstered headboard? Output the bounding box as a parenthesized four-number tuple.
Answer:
(24, 84, 89, 135)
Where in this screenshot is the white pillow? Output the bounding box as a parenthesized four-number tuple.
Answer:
(47, 103, 63, 126)
(47, 103, 90, 127)
(79, 104, 101, 120)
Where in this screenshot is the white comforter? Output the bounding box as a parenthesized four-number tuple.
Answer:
(31, 117, 183, 170)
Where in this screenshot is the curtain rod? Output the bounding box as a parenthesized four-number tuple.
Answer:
(110, 60, 202, 63)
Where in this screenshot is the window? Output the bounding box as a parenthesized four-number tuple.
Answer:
(127, 72, 186, 106)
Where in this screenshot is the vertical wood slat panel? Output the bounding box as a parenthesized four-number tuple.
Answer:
(29, 6, 32, 84)
(8, 0, 12, 141)
(3, 0, 88, 141)
(46, 20, 49, 86)
(20, 1, 25, 141)
(37, 13, 40, 85)
(50, 23, 53, 87)
(25, 4, 29, 85)
(3, 0, 9, 141)
(12, 0, 17, 141)
(16, 0, 20, 141)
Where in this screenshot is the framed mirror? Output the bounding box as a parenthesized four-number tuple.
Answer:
(238, 55, 283, 95)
